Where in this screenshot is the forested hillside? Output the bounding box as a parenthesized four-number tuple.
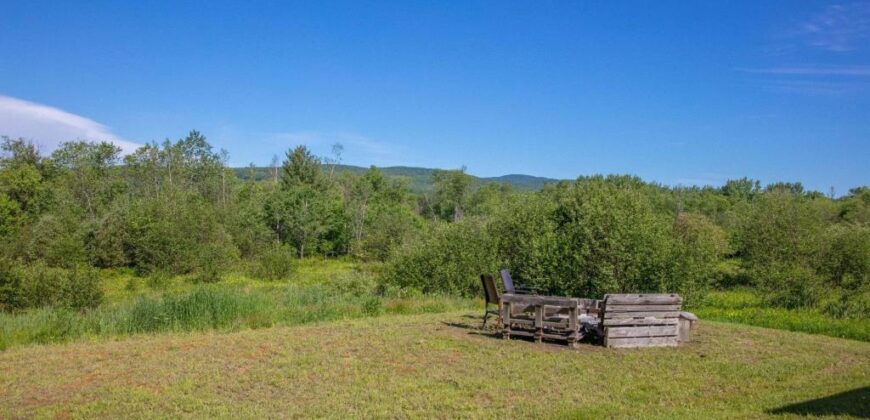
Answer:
(1, 131, 867, 322)
(233, 164, 560, 192)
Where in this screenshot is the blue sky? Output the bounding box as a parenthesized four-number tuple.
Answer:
(1, 1, 868, 193)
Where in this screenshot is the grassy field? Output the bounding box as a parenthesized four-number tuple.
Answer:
(692, 290, 869, 342)
(1, 311, 868, 418)
(0, 259, 475, 350)
(3, 260, 868, 350)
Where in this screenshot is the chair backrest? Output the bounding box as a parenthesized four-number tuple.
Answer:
(480, 274, 499, 304)
(499, 269, 515, 294)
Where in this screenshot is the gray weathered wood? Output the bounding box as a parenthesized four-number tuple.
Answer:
(603, 311, 680, 319)
(604, 294, 682, 305)
(605, 336, 678, 348)
(499, 293, 583, 347)
(605, 304, 682, 312)
(600, 293, 684, 348)
(678, 311, 698, 343)
(605, 325, 678, 338)
(501, 294, 579, 307)
(502, 301, 512, 339)
(602, 318, 679, 326)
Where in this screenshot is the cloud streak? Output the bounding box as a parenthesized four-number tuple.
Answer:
(795, 2, 870, 52)
(266, 131, 406, 165)
(0, 95, 141, 154)
(738, 65, 870, 76)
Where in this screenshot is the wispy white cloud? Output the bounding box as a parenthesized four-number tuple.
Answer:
(673, 173, 729, 188)
(794, 2, 870, 52)
(736, 65, 870, 95)
(0, 94, 141, 154)
(764, 79, 865, 95)
(266, 131, 405, 165)
(738, 65, 870, 76)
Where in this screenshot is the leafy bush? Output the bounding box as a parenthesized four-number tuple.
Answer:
(667, 212, 729, 303)
(192, 240, 239, 283)
(250, 242, 295, 281)
(124, 189, 238, 277)
(0, 262, 103, 310)
(59, 265, 104, 309)
(752, 262, 821, 309)
(23, 213, 88, 268)
(488, 178, 722, 303)
(0, 258, 22, 311)
(382, 218, 498, 296)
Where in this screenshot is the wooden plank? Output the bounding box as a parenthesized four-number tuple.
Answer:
(501, 294, 579, 307)
(603, 311, 680, 319)
(602, 318, 679, 326)
(605, 305, 681, 312)
(605, 294, 682, 305)
(605, 325, 679, 338)
(505, 304, 535, 315)
(506, 330, 535, 338)
(541, 332, 576, 340)
(502, 301, 512, 339)
(605, 336, 678, 348)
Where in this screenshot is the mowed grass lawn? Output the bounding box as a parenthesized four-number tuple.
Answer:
(1, 312, 868, 418)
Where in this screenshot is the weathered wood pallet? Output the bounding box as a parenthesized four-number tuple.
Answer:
(600, 293, 682, 348)
(500, 294, 581, 348)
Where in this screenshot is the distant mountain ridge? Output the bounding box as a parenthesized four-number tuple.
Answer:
(232, 164, 563, 192)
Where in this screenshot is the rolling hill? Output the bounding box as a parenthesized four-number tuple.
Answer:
(233, 164, 563, 192)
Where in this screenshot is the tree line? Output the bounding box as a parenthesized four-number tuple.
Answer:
(0, 131, 867, 318)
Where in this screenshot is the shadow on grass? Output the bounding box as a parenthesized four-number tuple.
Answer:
(768, 386, 869, 418)
(441, 321, 500, 337)
(440, 320, 601, 348)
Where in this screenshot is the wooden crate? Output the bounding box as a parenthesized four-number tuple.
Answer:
(600, 294, 682, 348)
(500, 294, 581, 348)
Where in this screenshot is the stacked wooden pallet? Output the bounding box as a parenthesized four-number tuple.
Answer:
(600, 293, 682, 348)
(500, 294, 582, 348)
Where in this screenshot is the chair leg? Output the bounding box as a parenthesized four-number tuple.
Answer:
(482, 307, 489, 327)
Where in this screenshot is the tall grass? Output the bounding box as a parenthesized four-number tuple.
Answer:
(0, 273, 475, 350)
(692, 289, 869, 342)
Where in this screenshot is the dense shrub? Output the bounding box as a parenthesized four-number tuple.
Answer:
(737, 192, 868, 315)
(815, 224, 869, 317)
(250, 242, 295, 281)
(739, 192, 826, 268)
(487, 178, 723, 303)
(667, 213, 729, 303)
(751, 262, 821, 309)
(0, 258, 22, 311)
(489, 193, 559, 292)
(23, 213, 88, 268)
(125, 189, 239, 276)
(545, 178, 675, 298)
(0, 261, 103, 310)
(382, 218, 498, 296)
(352, 205, 422, 262)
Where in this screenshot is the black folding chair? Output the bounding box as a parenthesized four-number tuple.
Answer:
(499, 269, 538, 295)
